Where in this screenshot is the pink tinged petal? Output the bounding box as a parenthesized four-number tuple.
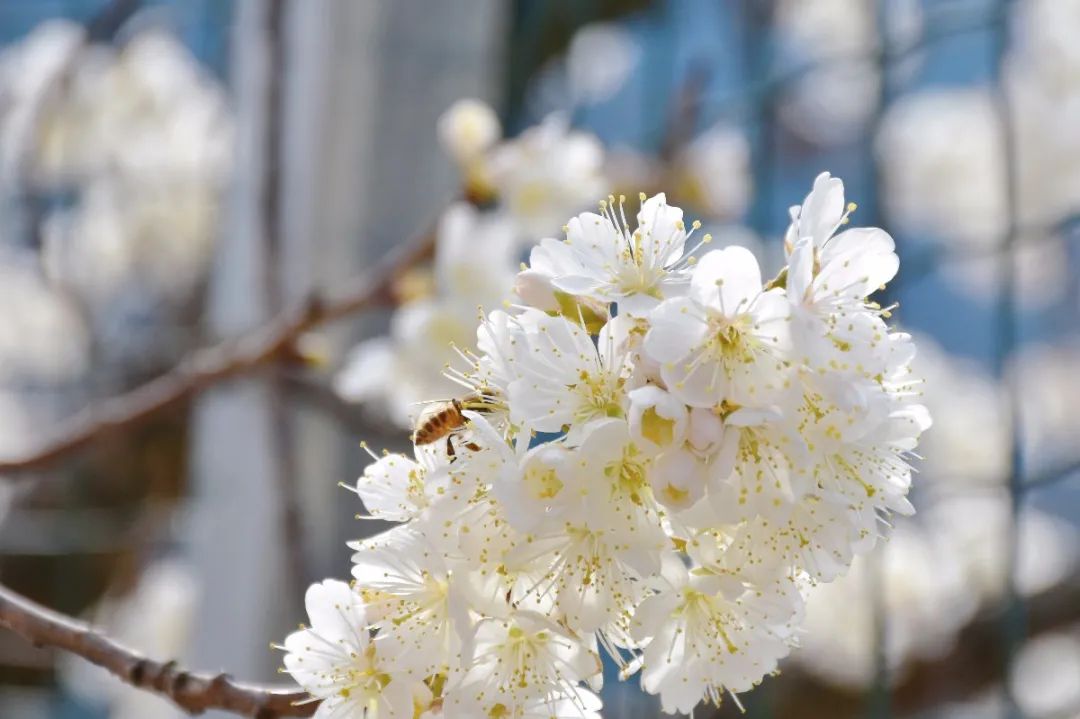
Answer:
(644, 296, 707, 364)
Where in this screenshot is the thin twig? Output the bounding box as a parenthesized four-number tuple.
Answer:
(0, 229, 436, 476)
(0, 582, 315, 717)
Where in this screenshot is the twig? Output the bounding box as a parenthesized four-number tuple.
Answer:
(0, 228, 436, 476)
(0, 583, 315, 717)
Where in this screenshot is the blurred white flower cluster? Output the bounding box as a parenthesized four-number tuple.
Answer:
(0, 21, 231, 465)
(876, 0, 1080, 308)
(0, 20, 233, 312)
(283, 172, 930, 717)
(774, 0, 921, 147)
(439, 99, 607, 239)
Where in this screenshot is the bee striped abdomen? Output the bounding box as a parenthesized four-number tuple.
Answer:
(412, 399, 465, 446)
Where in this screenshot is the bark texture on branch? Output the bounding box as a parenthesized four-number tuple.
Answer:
(0, 583, 316, 717)
(0, 230, 434, 475)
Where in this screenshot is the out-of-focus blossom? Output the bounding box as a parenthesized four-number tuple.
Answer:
(0, 20, 84, 184)
(1010, 0, 1080, 96)
(437, 101, 608, 240)
(1007, 0, 1080, 229)
(565, 22, 640, 106)
(0, 257, 88, 384)
(877, 88, 1070, 308)
(488, 114, 607, 238)
(42, 175, 221, 307)
(775, 0, 878, 60)
(437, 98, 501, 164)
(670, 122, 752, 219)
(604, 146, 661, 199)
(0, 24, 233, 314)
(798, 524, 975, 688)
(335, 204, 517, 426)
(797, 498, 1077, 688)
(59, 560, 198, 719)
(774, 0, 922, 145)
(778, 62, 881, 146)
(911, 336, 1007, 487)
(1014, 342, 1080, 477)
(925, 494, 1078, 601)
(527, 22, 639, 119)
(1011, 627, 1080, 718)
(877, 89, 1007, 245)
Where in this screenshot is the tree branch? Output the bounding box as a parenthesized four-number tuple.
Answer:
(0, 229, 435, 476)
(0, 583, 315, 717)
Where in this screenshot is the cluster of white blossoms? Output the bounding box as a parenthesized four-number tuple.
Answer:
(438, 99, 607, 238)
(0, 21, 233, 315)
(283, 172, 930, 717)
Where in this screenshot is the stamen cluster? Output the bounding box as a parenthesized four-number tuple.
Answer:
(281, 172, 930, 718)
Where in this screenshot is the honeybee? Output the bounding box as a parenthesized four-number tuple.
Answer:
(412, 392, 491, 457)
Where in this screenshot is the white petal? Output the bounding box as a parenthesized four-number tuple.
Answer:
(690, 246, 763, 317)
(644, 296, 706, 364)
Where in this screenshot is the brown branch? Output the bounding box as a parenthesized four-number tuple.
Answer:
(0, 229, 435, 476)
(0, 582, 316, 717)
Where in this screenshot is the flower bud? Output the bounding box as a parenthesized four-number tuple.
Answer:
(437, 98, 501, 162)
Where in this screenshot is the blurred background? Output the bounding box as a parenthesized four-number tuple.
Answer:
(0, 0, 1076, 718)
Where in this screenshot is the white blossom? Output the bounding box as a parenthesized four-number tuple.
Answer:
(645, 246, 790, 408)
(283, 580, 422, 719)
(285, 175, 929, 717)
(0, 24, 233, 313)
(525, 193, 701, 316)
